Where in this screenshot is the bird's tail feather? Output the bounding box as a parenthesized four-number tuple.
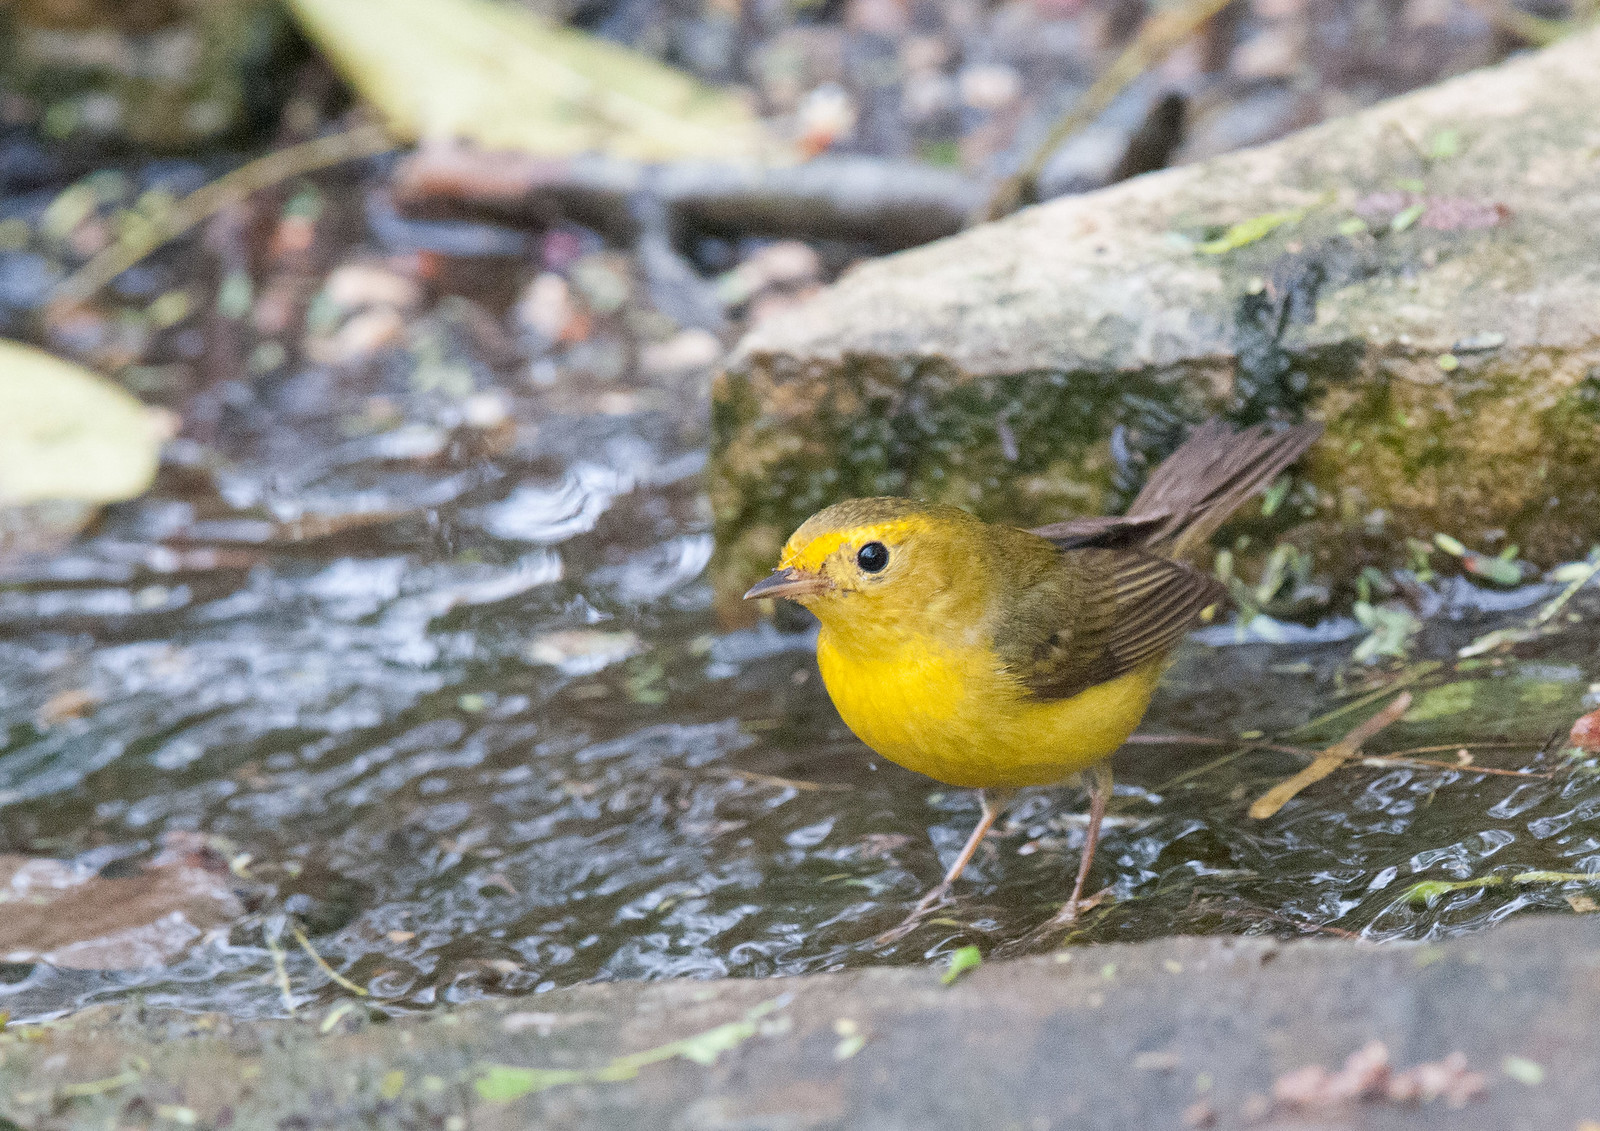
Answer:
(1125, 419, 1322, 558)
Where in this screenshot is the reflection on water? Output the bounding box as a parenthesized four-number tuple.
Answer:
(2, 357, 1600, 1024)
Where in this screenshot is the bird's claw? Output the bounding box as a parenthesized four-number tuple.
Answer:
(992, 887, 1113, 958)
(1044, 886, 1110, 930)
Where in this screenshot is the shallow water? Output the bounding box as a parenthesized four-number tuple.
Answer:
(3, 349, 1599, 1025)
(4, 148, 1600, 1024)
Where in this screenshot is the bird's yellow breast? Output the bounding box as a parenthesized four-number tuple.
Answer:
(816, 626, 1162, 789)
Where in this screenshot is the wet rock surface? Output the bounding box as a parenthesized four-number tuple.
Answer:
(3, 913, 1599, 1129)
(714, 29, 1600, 601)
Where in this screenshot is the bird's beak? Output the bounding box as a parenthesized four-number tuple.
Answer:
(742, 567, 832, 601)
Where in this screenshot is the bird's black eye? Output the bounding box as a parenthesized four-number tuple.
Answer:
(856, 541, 889, 573)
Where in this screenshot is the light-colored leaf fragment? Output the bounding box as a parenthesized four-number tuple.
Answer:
(1391, 202, 1426, 232)
(0, 341, 164, 506)
(1501, 1055, 1544, 1086)
(942, 945, 982, 984)
(1402, 681, 1476, 723)
(1428, 128, 1461, 159)
(1404, 876, 1504, 907)
(475, 1065, 585, 1102)
(286, 0, 780, 163)
(1197, 208, 1306, 255)
(474, 999, 786, 1103)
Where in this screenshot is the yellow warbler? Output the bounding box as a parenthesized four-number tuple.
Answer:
(745, 420, 1321, 939)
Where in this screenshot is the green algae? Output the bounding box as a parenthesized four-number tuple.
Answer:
(475, 998, 788, 1102)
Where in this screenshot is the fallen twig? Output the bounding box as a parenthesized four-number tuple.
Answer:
(1535, 558, 1600, 625)
(1284, 661, 1440, 738)
(701, 766, 851, 792)
(1248, 692, 1413, 819)
(1138, 731, 1548, 793)
(56, 124, 395, 303)
(1360, 755, 1550, 780)
(982, 0, 1236, 220)
(1383, 741, 1529, 758)
(264, 923, 297, 1014)
(663, 764, 849, 792)
(391, 145, 981, 250)
(292, 925, 369, 997)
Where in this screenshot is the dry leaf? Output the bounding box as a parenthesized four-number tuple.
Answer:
(0, 834, 243, 970)
(1274, 1042, 1487, 1110)
(1387, 1052, 1488, 1106)
(1274, 1040, 1391, 1106)
(286, 0, 781, 163)
(1570, 708, 1600, 751)
(0, 340, 165, 506)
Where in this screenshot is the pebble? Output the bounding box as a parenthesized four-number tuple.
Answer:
(795, 83, 858, 154)
(958, 64, 1022, 111)
(640, 328, 723, 378)
(309, 306, 407, 366)
(718, 240, 823, 306)
(324, 262, 423, 311)
(515, 272, 582, 343)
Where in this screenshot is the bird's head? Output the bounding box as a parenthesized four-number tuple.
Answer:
(743, 498, 988, 630)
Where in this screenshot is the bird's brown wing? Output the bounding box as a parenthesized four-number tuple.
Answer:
(991, 548, 1225, 703)
(1029, 420, 1322, 559)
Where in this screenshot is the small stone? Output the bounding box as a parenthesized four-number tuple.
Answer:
(640, 329, 723, 378)
(515, 272, 580, 342)
(902, 72, 958, 123)
(1454, 331, 1506, 352)
(310, 306, 407, 366)
(526, 630, 642, 675)
(900, 34, 949, 74)
(34, 688, 97, 728)
(569, 255, 632, 316)
(795, 84, 857, 155)
(324, 262, 422, 311)
(251, 279, 299, 337)
(1231, 26, 1302, 80)
(719, 241, 823, 307)
(460, 391, 511, 429)
(846, 0, 909, 35)
(268, 214, 316, 259)
(958, 64, 1022, 111)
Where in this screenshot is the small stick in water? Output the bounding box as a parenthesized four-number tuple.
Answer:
(1248, 692, 1413, 819)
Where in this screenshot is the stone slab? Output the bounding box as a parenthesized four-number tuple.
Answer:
(4, 915, 1600, 1129)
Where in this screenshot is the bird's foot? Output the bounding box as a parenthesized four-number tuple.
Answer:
(872, 882, 955, 947)
(1042, 885, 1111, 930)
(993, 887, 1114, 957)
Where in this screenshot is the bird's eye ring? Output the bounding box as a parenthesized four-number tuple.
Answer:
(856, 541, 889, 573)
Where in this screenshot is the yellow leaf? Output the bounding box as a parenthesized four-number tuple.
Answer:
(286, 0, 782, 163)
(0, 341, 164, 506)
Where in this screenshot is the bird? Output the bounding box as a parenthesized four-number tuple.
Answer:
(742, 418, 1322, 941)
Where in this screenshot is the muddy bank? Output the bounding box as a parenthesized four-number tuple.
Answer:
(1, 913, 1596, 1129)
(713, 28, 1600, 603)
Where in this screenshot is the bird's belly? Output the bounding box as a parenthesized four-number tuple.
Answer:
(816, 631, 1161, 789)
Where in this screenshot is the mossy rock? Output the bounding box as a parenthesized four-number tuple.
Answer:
(2, 0, 290, 148)
(712, 29, 1600, 605)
